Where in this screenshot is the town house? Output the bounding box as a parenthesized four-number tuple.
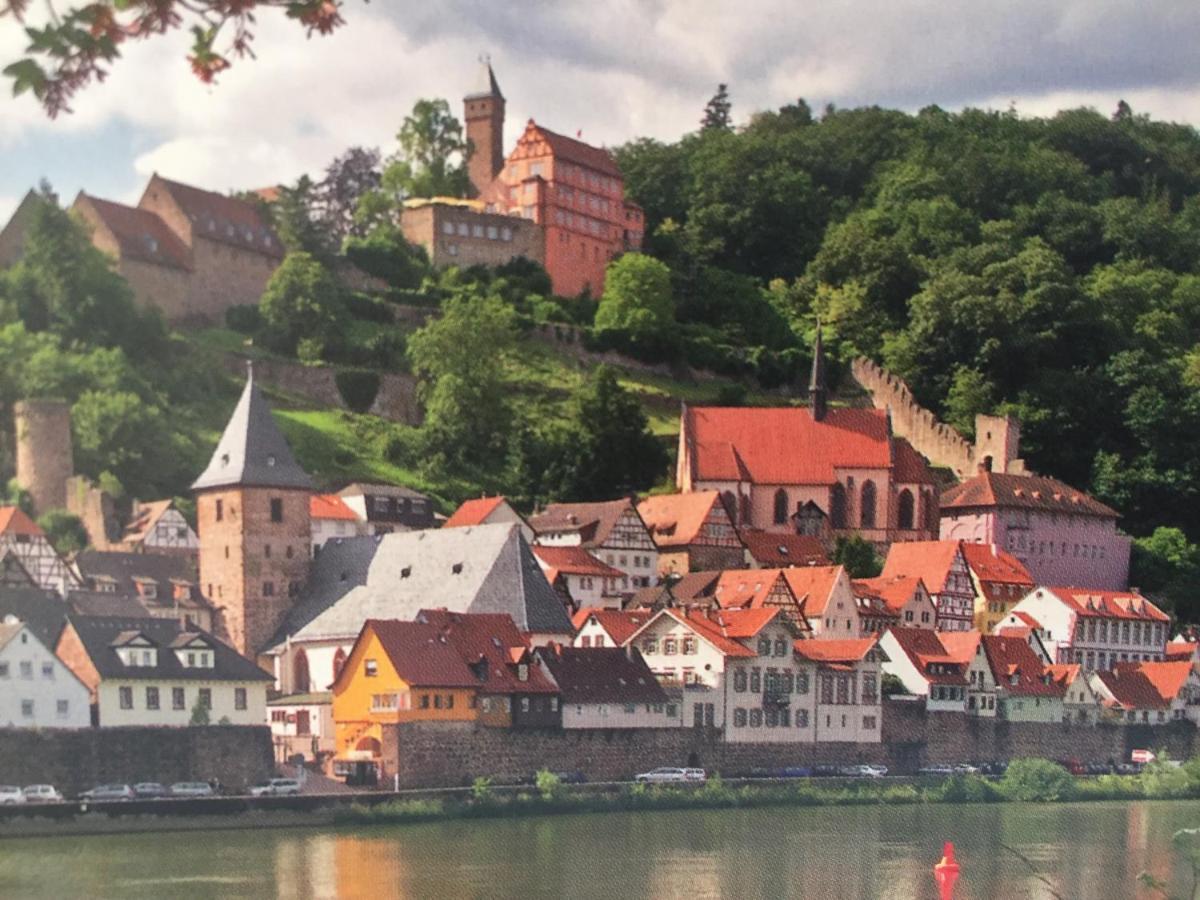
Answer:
(791, 638, 885, 743)
(711, 565, 856, 637)
(878, 627, 970, 712)
(529, 499, 658, 594)
(880, 540, 976, 632)
(852, 575, 937, 632)
(960, 541, 1034, 633)
(978, 634, 1065, 723)
(114, 499, 199, 556)
(532, 545, 626, 610)
(571, 608, 655, 648)
(444, 496, 533, 541)
(0, 506, 78, 595)
(534, 644, 677, 729)
(637, 491, 746, 576)
(310, 493, 365, 555)
(1046, 663, 1103, 724)
(0, 621, 90, 729)
(1091, 660, 1200, 725)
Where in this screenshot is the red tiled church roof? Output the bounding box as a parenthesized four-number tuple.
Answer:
(941, 471, 1118, 518)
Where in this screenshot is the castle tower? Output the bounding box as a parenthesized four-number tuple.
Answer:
(14, 399, 73, 515)
(808, 324, 828, 422)
(193, 365, 312, 657)
(464, 57, 506, 197)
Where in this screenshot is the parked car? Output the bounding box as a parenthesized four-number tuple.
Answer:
(80, 784, 135, 802)
(811, 764, 840, 777)
(169, 782, 215, 798)
(0, 785, 26, 805)
(133, 783, 168, 799)
(21, 785, 63, 803)
(683, 768, 707, 783)
(918, 765, 956, 777)
(838, 764, 888, 778)
(951, 764, 980, 775)
(634, 767, 689, 784)
(249, 778, 303, 797)
(776, 766, 814, 779)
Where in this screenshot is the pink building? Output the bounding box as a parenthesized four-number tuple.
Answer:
(939, 470, 1131, 591)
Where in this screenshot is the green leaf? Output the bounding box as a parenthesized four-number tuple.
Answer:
(3, 58, 46, 97)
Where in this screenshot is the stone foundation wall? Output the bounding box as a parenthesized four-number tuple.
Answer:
(381, 699, 1196, 788)
(0, 726, 273, 795)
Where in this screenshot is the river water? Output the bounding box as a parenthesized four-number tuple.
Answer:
(1, 799, 1197, 899)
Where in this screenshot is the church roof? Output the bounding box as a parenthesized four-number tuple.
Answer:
(192, 367, 313, 492)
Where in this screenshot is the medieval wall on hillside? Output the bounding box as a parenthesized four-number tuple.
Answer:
(0, 726, 273, 795)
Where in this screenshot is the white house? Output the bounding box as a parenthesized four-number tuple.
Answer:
(0, 506, 78, 595)
(268, 691, 335, 763)
(0, 620, 90, 728)
(571, 608, 656, 649)
(532, 545, 625, 609)
(878, 627, 969, 712)
(310, 493, 366, 554)
(791, 637, 885, 743)
(118, 499, 199, 555)
(529, 499, 658, 594)
(534, 645, 680, 729)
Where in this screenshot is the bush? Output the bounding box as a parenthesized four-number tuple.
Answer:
(345, 292, 396, 324)
(335, 370, 381, 413)
(36, 508, 89, 554)
(225, 304, 264, 335)
(535, 769, 563, 801)
(471, 776, 492, 801)
(926, 774, 998, 803)
(714, 383, 748, 406)
(999, 758, 1077, 802)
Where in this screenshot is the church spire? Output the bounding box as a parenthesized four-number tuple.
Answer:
(809, 322, 828, 422)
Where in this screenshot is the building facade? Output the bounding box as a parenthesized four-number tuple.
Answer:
(880, 541, 977, 632)
(0, 622, 90, 729)
(530, 500, 658, 595)
(637, 491, 746, 576)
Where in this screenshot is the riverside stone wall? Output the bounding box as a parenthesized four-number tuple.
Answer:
(0, 726, 273, 795)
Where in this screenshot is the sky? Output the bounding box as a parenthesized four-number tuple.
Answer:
(3, 1, 1200, 222)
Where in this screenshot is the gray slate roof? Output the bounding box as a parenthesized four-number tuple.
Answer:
(268, 523, 573, 649)
(192, 367, 313, 492)
(0, 586, 69, 648)
(73, 550, 211, 611)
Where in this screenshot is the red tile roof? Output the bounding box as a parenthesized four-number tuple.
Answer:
(571, 607, 655, 646)
(941, 471, 1119, 518)
(1045, 663, 1083, 689)
(529, 500, 642, 548)
(364, 619, 479, 688)
(1049, 588, 1169, 623)
(739, 530, 829, 567)
(527, 121, 622, 178)
(630, 607, 778, 658)
(416, 609, 557, 694)
(684, 406, 903, 485)
(881, 540, 965, 594)
(938, 631, 982, 664)
(781, 566, 846, 616)
(893, 437, 936, 484)
(886, 627, 969, 685)
(712, 569, 788, 610)
(1095, 660, 1194, 710)
(310, 493, 359, 522)
(0, 507, 44, 537)
(792, 636, 877, 664)
(961, 542, 1034, 586)
(1008, 610, 1042, 630)
(78, 194, 193, 270)
(638, 492, 732, 548)
(980, 635, 1062, 697)
(852, 575, 927, 615)
(444, 496, 509, 529)
(150, 175, 284, 258)
(533, 546, 624, 580)
(1166, 641, 1197, 663)
(535, 644, 668, 705)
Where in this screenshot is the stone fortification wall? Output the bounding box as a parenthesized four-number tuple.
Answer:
(382, 700, 1195, 788)
(14, 399, 73, 515)
(0, 726, 273, 795)
(220, 355, 422, 426)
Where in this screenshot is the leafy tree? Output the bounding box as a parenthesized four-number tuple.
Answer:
(72, 390, 187, 496)
(385, 99, 471, 200)
(999, 758, 1077, 802)
(1131, 528, 1200, 620)
(343, 226, 429, 289)
(831, 534, 882, 578)
(190, 698, 211, 726)
(701, 84, 732, 131)
(258, 251, 347, 355)
(595, 254, 675, 346)
(37, 509, 88, 554)
(317, 146, 382, 245)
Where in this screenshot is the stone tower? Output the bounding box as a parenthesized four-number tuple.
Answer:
(464, 57, 506, 197)
(193, 365, 313, 658)
(14, 399, 73, 515)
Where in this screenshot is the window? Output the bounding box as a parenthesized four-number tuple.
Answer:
(21, 699, 33, 718)
(733, 669, 747, 692)
(146, 687, 160, 710)
(119, 686, 133, 709)
(642, 637, 658, 654)
(442, 221, 454, 235)
(664, 638, 677, 656)
(693, 703, 705, 727)
(56, 699, 69, 717)
(796, 672, 810, 695)
(41, 662, 54, 679)
(897, 489, 915, 530)
(457, 222, 469, 237)
(820, 675, 834, 705)
(270, 498, 284, 522)
(757, 638, 771, 656)
(863, 715, 877, 729)
(733, 708, 747, 727)
(198, 689, 212, 709)
(19, 661, 32, 679)
(364, 659, 378, 677)
(0, 663, 7, 678)
(750, 668, 762, 692)
(215, 499, 224, 522)
(420, 694, 430, 709)
(774, 638, 787, 657)
(749, 709, 763, 727)
(262, 581, 275, 597)
(796, 709, 809, 728)
(173, 687, 186, 710)
(860, 480, 877, 528)
(773, 489, 788, 525)
(830, 483, 848, 529)
(235, 688, 247, 711)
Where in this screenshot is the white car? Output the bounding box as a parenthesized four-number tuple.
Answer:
(22, 785, 63, 803)
(0, 785, 26, 805)
(635, 767, 689, 784)
(169, 782, 215, 798)
(249, 778, 302, 797)
(683, 768, 708, 783)
(839, 764, 888, 778)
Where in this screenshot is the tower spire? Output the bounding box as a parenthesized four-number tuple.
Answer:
(809, 321, 828, 422)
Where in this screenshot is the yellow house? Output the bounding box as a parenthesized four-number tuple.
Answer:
(331, 619, 479, 765)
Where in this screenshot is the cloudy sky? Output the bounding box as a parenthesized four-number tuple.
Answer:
(2, 1, 1200, 222)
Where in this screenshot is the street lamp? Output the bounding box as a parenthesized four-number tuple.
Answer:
(933, 842, 961, 900)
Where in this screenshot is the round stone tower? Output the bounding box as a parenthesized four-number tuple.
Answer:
(14, 399, 73, 515)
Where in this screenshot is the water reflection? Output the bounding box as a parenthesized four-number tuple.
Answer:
(3, 800, 1200, 899)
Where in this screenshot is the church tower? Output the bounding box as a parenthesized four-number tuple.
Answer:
(193, 365, 312, 658)
(464, 57, 506, 197)
(808, 323, 828, 422)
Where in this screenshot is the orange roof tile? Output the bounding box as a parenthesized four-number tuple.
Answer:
(533, 546, 624, 580)
(415, 609, 558, 695)
(572, 607, 656, 646)
(938, 631, 981, 664)
(780, 566, 846, 616)
(739, 529, 829, 567)
(941, 471, 1118, 518)
(881, 540, 964, 594)
(526, 121, 622, 178)
(1050, 588, 1169, 623)
(1166, 641, 1197, 662)
(792, 636, 877, 664)
(444, 496, 508, 529)
(980, 635, 1062, 697)
(886, 627, 969, 685)
(638, 492, 731, 548)
(1045, 663, 1083, 688)
(0, 507, 44, 537)
(310, 493, 359, 522)
(1096, 660, 1194, 710)
(712, 569, 789, 610)
(852, 575, 927, 615)
(961, 542, 1034, 586)
(1008, 610, 1042, 630)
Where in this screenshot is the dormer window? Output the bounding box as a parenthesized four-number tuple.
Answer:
(267, 455, 276, 467)
(517, 664, 528, 682)
(452, 563, 463, 575)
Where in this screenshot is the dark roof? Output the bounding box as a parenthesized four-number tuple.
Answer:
(339, 482, 431, 500)
(150, 175, 284, 258)
(941, 471, 1119, 518)
(416, 609, 557, 694)
(73, 551, 211, 612)
(67, 590, 155, 619)
(535, 645, 668, 704)
(192, 367, 313, 492)
(739, 530, 829, 567)
(0, 586, 69, 648)
(76, 194, 191, 270)
(67, 615, 271, 681)
(529, 500, 644, 549)
(980, 635, 1063, 698)
(630, 571, 722, 609)
(364, 619, 479, 688)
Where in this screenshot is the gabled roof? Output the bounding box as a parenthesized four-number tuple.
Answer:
(712, 566, 845, 617)
(683, 406, 898, 485)
(0, 586, 68, 648)
(0, 621, 24, 652)
(76, 194, 191, 270)
(1166, 641, 1197, 663)
(1045, 663, 1084, 689)
(1095, 660, 1194, 710)
(938, 631, 981, 664)
(528, 500, 645, 548)
(780, 566, 846, 617)
(192, 367, 313, 492)
(270, 524, 573, 649)
(66, 615, 271, 682)
(1007, 610, 1042, 630)
(535, 645, 667, 705)
(444, 496, 508, 529)
(980, 635, 1062, 697)
(67, 590, 155, 619)
(881, 540, 965, 594)
(521, 120, 621, 178)
(712, 569, 789, 610)
(146, 175, 284, 258)
(73, 550, 208, 611)
(1044, 588, 1169, 623)
(119, 499, 181, 545)
(532, 546, 623, 581)
(739, 530, 829, 567)
(0, 507, 44, 537)
(885, 627, 969, 685)
(415, 609, 557, 695)
(893, 437, 936, 484)
(311, 493, 359, 522)
(571, 607, 655, 646)
(625, 607, 771, 658)
(852, 575, 928, 614)
(792, 636, 878, 665)
(358, 619, 479, 689)
(961, 542, 1034, 586)
(637, 492, 731, 548)
(941, 471, 1119, 518)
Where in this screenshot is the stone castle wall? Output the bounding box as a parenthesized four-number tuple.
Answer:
(0, 725, 273, 795)
(14, 399, 73, 516)
(381, 699, 1195, 788)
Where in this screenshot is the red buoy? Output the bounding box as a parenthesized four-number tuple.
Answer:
(933, 842, 961, 900)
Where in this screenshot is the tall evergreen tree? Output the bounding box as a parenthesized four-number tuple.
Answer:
(701, 84, 732, 131)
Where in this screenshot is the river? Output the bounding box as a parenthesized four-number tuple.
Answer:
(1, 799, 1197, 898)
